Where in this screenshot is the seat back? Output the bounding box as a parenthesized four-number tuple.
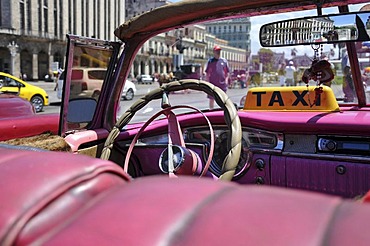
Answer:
(0, 148, 129, 245)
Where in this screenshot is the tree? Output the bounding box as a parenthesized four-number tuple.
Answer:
(258, 48, 274, 72)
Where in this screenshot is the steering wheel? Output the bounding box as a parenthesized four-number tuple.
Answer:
(100, 79, 242, 181)
(123, 104, 215, 178)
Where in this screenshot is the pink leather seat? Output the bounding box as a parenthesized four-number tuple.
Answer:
(2, 148, 370, 245)
(23, 177, 370, 246)
(0, 148, 130, 245)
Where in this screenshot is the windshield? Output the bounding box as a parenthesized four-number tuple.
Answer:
(112, 3, 369, 123)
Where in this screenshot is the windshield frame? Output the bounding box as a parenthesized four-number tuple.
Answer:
(106, 1, 370, 128)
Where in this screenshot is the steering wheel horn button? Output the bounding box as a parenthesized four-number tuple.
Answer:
(159, 145, 201, 175)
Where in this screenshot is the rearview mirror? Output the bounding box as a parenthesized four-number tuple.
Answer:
(260, 11, 370, 47)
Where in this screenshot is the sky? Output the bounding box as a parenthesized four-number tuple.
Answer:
(168, 1, 367, 59)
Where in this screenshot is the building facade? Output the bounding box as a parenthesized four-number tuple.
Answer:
(125, 2, 248, 78)
(125, 0, 167, 20)
(128, 24, 247, 78)
(204, 18, 251, 61)
(0, 0, 125, 80)
(0, 0, 248, 81)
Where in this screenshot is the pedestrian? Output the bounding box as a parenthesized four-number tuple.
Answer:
(341, 49, 355, 102)
(53, 68, 63, 92)
(285, 61, 296, 86)
(278, 63, 286, 86)
(53, 71, 59, 91)
(205, 45, 230, 109)
(363, 67, 370, 87)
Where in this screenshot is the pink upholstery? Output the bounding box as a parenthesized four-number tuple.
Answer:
(2, 148, 370, 245)
(28, 177, 370, 246)
(0, 114, 59, 141)
(0, 148, 130, 245)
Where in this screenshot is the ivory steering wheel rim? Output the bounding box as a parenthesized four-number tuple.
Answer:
(100, 79, 242, 181)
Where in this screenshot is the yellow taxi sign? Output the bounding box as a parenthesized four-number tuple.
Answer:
(242, 86, 339, 112)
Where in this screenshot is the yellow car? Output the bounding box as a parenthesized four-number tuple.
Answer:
(0, 72, 49, 112)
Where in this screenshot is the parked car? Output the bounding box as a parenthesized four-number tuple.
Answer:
(0, 94, 35, 117)
(137, 74, 153, 84)
(58, 69, 136, 101)
(57, 67, 107, 100)
(0, 72, 49, 112)
(174, 64, 202, 80)
(2, 0, 370, 245)
(121, 80, 137, 100)
(70, 67, 107, 100)
(0, 94, 58, 141)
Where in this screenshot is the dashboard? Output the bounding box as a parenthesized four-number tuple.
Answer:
(135, 126, 283, 179)
(112, 120, 370, 197)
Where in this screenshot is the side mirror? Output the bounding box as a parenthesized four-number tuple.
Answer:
(67, 98, 97, 123)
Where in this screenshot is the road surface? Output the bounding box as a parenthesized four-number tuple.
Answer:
(30, 80, 346, 123)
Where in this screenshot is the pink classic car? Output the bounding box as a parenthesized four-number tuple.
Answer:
(0, 93, 58, 141)
(2, 0, 370, 245)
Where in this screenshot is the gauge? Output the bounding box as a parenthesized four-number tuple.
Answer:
(210, 131, 251, 178)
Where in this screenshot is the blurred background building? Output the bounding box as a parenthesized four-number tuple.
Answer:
(0, 0, 125, 80)
(0, 0, 249, 81)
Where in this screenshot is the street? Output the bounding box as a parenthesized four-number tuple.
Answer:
(31, 81, 250, 122)
(31, 80, 346, 123)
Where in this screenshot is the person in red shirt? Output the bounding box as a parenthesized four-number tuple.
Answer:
(205, 45, 230, 109)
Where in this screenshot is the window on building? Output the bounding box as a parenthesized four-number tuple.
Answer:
(54, 0, 58, 37)
(26, 0, 32, 31)
(108, 0, 111, 39)
(68, 0, 72, 34)
(44, 0, 48, 33)
(86, 0, 89, 37)
(38, 0, 42, 33)
(115, 0, 121, 37)
(20, 1, 25, 31)
(81, 0, 85, 36)
(93, 0, 98, 38)
(73, 0, 77, 34)
(59, 0, 63, 38)
(104, 1, 108, 39)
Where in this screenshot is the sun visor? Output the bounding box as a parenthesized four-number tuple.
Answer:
(114, 0, 312, 42)
(113, 0, 367, 42)
(242, 86, 340, 112)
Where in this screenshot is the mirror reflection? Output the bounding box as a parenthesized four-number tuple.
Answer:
(260, 11, 370, 47)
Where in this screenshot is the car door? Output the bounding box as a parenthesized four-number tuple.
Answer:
(0, 75, 24, 97)
(59, 35, 122, 137)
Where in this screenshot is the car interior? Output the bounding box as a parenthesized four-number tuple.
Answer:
(2, 0, 370, 245)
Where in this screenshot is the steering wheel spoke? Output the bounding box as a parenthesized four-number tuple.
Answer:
(166, 110, 185, 147)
